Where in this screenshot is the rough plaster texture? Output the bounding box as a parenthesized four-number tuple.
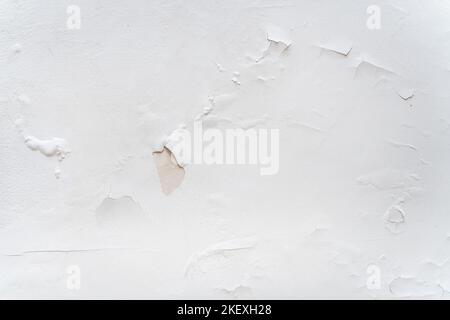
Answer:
(1, 0, 450, 299)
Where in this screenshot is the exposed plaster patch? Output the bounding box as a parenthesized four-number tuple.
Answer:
(152, 147, 185, 195)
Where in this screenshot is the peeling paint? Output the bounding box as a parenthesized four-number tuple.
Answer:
(1, 0, 449, 299)
(152, 147, 185, 195)
(318, 39, 353, 56)
(184, 237, 257, 278)
(24, 136, 69, 160)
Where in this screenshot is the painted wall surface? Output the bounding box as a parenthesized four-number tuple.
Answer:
(1, 0, 450, 299)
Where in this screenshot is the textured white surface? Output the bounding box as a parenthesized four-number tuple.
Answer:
(2, 0, 450, 299)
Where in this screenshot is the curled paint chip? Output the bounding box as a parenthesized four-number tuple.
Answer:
(24, 136, 69, 160)
(96, 196, 145, 227)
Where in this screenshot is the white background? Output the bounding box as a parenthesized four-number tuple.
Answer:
(1, 0, 450, 299)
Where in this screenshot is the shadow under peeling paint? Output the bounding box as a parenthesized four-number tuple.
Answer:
(153, 147, 185, 195)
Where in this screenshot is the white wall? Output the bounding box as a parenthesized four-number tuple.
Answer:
(1, 0, 450, 299)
